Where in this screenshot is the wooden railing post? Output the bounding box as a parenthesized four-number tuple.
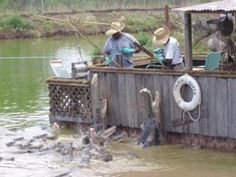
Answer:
(164, 4, 170, 29)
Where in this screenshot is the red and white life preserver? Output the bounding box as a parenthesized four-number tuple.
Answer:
(173, 74, 201, 112)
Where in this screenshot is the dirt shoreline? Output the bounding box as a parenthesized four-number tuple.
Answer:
(0, 27, 155, 40)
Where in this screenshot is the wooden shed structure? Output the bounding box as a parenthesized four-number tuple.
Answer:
(48, 0, 236, 151)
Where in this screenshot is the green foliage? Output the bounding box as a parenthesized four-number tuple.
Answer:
(92, 47, 102, 56)
(91, 47, 103, 64)
(232, 33, 236, 41)
(0, 16, 31, 32)
(41, 21, 60, 32)
(144, 16, 160, 28)
(6, 16, 23, 28)
(172, 31, 184, 49)
(124, 15, 158, 31)
(134, 32, 152, 50)
(193, 41, 208, 54)
(137, 32, 150, 46)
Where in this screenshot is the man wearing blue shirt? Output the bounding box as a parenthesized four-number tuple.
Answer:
(103, 22, 140, 68)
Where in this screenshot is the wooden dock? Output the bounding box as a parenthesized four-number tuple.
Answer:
(47, 67, 236, 151)
(47, 0, 236, 151)
(89, 67, 236, 139)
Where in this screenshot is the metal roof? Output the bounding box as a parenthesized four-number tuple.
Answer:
(173, 0, 236, 13)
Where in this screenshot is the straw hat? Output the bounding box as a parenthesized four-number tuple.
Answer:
(152, 26, 170, 47)
(105, 22, 125, 36)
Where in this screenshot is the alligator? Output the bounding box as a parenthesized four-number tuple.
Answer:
(138, 118, 160, 147)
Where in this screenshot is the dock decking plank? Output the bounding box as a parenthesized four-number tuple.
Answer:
(189, 76, 200, 135)
(109, 73, 121, 126)
(91, 73, 99, 124)
(198, 77, 209, 136)
(125, 74, 138, 128)
(161, 75, 172, 131)
(145, 74, 155, 116)
(98, 72, 107, 98)
(118, 74, 128, 127)
(153, 74, 165, 132)
(228, 78, 236, 138)
(170, 76, 177, 132)
(105, 73, 114, 126)
(215, 78, 228, 137)
(172, 75, 183, 133)
(207, 77, 217, 136)
(135, 74, 149, 127)
(98, 72, 108, 125)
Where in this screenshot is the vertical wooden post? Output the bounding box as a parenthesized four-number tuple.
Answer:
(184, 12, 192, 70)
(91, 73, 99, 124)
(164, 4, 170, 29)
(235, 13, 236, 32)
(41, 0, 44, 15)
(23, 0, 26, 10)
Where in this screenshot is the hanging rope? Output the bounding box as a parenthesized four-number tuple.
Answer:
(180, 104, 201, 124)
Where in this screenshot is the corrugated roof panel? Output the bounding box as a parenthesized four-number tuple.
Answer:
(173, 0, 236, 13)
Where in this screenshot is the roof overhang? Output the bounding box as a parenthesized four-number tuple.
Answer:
(173, 0, 236, 13)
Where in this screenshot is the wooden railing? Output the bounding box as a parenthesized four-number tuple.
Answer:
(47, 78, 92, 124)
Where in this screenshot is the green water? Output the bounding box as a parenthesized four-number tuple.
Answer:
(0, 36, 236, 177)
(0, 35, 106, 128)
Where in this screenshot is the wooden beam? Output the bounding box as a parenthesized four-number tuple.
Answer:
(164, 4, 170, 29)
(184, 12, 192, 70)
(235, 13, 236, 32)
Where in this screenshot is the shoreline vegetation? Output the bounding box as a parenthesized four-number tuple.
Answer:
(0, 8, 184, 52)
(0, 8, 178, 39)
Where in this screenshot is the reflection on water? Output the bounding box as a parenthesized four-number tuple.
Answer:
(1, 36, 236, 177)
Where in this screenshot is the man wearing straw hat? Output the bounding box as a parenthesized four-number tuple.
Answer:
(153, 26, 184, 70)
(103, 22, 140, 68)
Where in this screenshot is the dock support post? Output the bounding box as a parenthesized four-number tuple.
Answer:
(164, 4, 170, 29)
(184, 12, 192, 70)
(41, 0, 44, 15)
(235, 13, 236, 32)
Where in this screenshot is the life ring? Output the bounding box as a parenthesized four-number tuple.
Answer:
(173, 74, 201, 112)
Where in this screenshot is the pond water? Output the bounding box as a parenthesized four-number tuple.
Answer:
(0, 36, 105, 128)
(0, 36, 236, 177)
